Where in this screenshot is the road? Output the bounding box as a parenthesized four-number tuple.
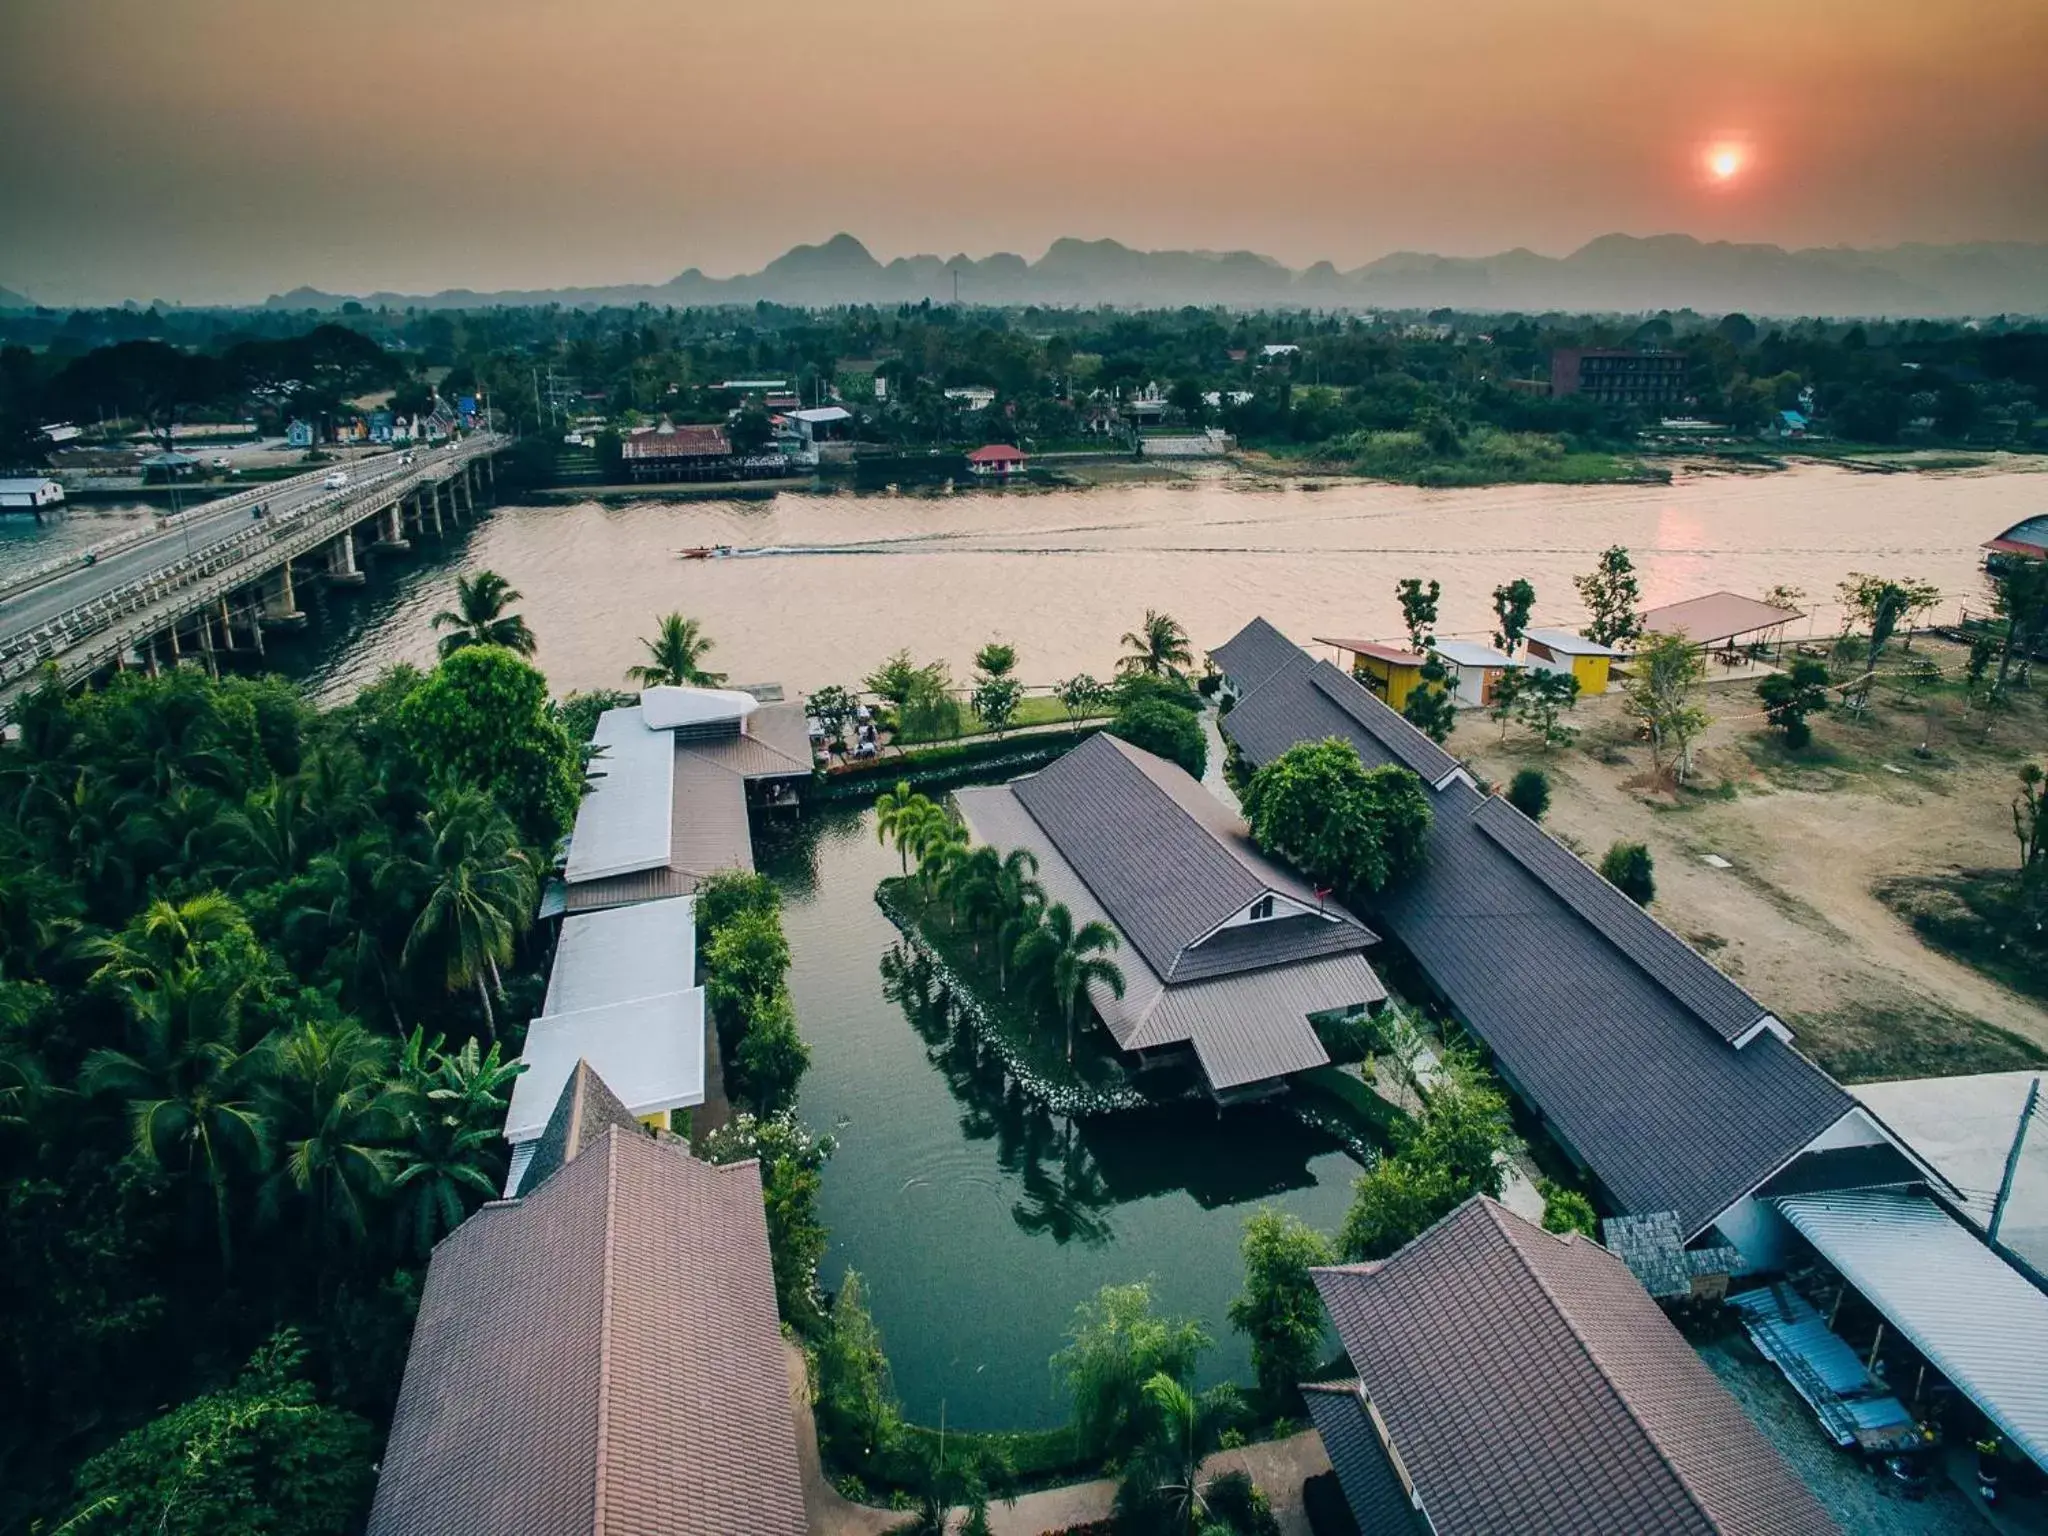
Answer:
(0, 445, 457, 641)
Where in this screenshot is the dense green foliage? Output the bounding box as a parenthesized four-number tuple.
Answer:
(56, 1331, 375, 1536)
(1339, 1056, 1517, 1261)
(1053, 1282, 1213, 1462)
(700, 879, 810, 1116)
(1505, 768, 1551, 822)
(0, 652, 557, 1527)
(1539, 1181, 1600, 1239)
(1600, 841, 1657, 906)
(1757, 658, 1833, 748)
(1109, 697, 1208, 779)
(702, 1110, 834, 1332)
(1240, 738, 1433, 900)
(397, 646, 580, 845)
(1227, 1210, 1333, 1412)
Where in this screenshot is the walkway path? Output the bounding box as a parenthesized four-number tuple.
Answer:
(789, 1341, 1331, 1536)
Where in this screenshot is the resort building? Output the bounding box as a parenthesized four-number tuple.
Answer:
(551, 685, 811, 917)
(1215, 619, 1930, 1254)
(1314, 636, 1429, 711)
(501, 895, 706, 1196)
(1210, 614, 1309, 703)
(1519, 626, 1625, 695)
(1640, 590, 1803, 656)
(1424, 637, 1516, 708)
(1303, 1197, 1839, 1536)
(1548, 347, 1689, 409)
(367, 1065, 807, 1536)
(965, 443, 1028, 478)
(952, 731, 1387, 1099)
(619, 419, 735, 482)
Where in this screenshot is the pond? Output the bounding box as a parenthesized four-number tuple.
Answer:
(759, 803, 1363, 1431)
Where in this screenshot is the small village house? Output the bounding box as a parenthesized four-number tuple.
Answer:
(1316, 635, 1429, 711)
(1520, 626, 1625, 695)
(966, 443, 1028, 478)
(285, 419, 315, 448)
(0, 477, 64, 512)
(1426, 637, 1517, 708)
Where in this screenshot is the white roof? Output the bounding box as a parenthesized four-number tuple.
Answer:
(503, 990, 706, 1142)
(1851, 1072, 2047, 1268)
(1523, 626, 1627, 657)
(564, 708, 674, 883)
(0, 478, 60, 493)
(1430, 638, 1516, 669)
(789, 406, 852, 423)
(543, 896, 697, 1016)
(638, 685, 759, 731)
(1775, 1189, 2048, 1471)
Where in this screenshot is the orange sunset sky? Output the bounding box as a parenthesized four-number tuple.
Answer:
(2, 0, 2044, 304)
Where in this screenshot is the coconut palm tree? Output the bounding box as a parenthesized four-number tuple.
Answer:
(431, 570, 537, 658)
(78, 956, 272, 1267)
(1014, 901, 1125, 1061)
(389, 1028, 522, 1255)
(284, 834, 410, 1026)
(1112, 1372, 1248, 1536)
(1119, 610, 1193, 678)
(258, 1017, 397, 1250)
(626, 612, 726, 687)
(874, 781, 930, 873)
(401, 786, 536, 1039)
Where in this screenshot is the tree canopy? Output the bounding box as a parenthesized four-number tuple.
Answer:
(1240, 738, 1432, 899)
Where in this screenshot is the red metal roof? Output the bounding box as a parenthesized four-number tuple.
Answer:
(620, 423, 730, 459)
(1315, 637, 1427, 667)
(966, 443, 1025, 463)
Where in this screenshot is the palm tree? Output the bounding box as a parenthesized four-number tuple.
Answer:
(959, 847, 1042, 977)
(1112, 1373, 1247, 1536)
(626, 612, 726, 687)
(1119, 610, 1193, 678)
(258, 1018, 397, 1251)
(389, 1029, 523, 1253)
(873, 781, 929, 873)
(85, 891, 251, 994)
(284, 834, 409, 1026)
(401, 787, 537, 1039)
(1014, 902, 1125, 1061)
(78, 959, 271, 1267)
(215, 776, 318, 890)
(431, 570, 537, 659)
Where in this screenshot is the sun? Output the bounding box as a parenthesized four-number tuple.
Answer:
(1704, 142, 1748, 184)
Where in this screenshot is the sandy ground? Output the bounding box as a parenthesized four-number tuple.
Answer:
(1459, 637, 2048, 1082)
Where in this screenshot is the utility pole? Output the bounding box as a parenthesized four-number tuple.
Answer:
(1989, 1076, 2041, 1248)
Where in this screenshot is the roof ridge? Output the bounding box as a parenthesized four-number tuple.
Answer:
(1492, 1202, 1720, 1532)
(592, 1127, 620, 1535)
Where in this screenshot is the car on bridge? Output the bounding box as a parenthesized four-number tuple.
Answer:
(323, 470, 351, 490)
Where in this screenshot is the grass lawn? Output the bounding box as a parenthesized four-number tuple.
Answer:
(893, 694, 1109, 746)
(1875, 869, 2048, 1013)
(1787, 993, 2045, 1083)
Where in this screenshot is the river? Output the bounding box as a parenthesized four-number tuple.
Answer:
(13, 463, 2042, 1428)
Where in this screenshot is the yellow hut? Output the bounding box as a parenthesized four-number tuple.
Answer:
(1522, 627, 1625, 695)
(1318, 636, 1431, 711)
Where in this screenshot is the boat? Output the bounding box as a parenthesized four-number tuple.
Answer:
(679, 544, 737, 560)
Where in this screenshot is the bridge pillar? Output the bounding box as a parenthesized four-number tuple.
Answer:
(486, 453, 495, 490)
(326, 530, 365, 586)
(261, 561, 305, 628)
(460, 467, 475, 513)
(195, 608, 218, 678)
(377, 501, 410, 551)
(167, 622, 181, 660)
(432, 479, 449, 527)
(425, 488, 444, 535)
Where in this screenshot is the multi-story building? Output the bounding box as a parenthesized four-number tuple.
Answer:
(1549, 348, 1689, 408)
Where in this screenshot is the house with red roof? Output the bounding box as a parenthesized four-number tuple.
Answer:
(966, 443, 1027, 478)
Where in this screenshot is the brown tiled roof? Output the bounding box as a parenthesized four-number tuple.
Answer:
(1311, 1198, 1838, 1536)
(367, 1126, 805, 1536)
(516, 1059, 646, 1196)
(565, 744, 754, 913)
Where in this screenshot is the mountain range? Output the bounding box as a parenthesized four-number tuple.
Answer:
(12, 235, 2048, 317)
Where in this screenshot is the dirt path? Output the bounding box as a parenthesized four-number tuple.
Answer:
(1461, 642, 2048, 1080)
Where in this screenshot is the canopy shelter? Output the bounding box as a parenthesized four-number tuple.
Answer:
(1775, 1188, 2048, 1472)
(1983, 515, 2048, 560)
(1641, 591, 1802, 648)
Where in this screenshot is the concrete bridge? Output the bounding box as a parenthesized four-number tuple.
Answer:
(0, 433, 509, 717)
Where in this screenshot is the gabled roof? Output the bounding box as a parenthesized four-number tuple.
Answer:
(1314, 636, 1427, 667)
(1641, 591, 1801, 644)
(1300, 1383, 1427, 1534)
(1217, 618, 1851, 1234)
(1010, 732, 1371, 984)
(1210, 614, 1307, 695)
(966, 443, 1025, 462)
(516, 1059, 645, 1196)
(368, 1127, 806, 1536)
(1313, 1199, 1838, 1536)
(1522, 625, 1627, 657)
(620, 422, 730, 459)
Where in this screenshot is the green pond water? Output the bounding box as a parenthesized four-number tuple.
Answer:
(758, 805, 1363, 1431)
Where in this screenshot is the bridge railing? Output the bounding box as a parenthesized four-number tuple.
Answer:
(0, 439, 498, 689)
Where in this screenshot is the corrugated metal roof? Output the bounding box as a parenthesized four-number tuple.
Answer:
(565, 707, 676, 882)
(1315, 1199, 1839, 1536)
(1522, 626, 1627, 657)
(543, 896, 697, 1016)
(638, 685, 757, 731)
(1775, 1189, 2048, 1469)
(505, 991, 706, 1143)
(1430, 638, 1515, 669)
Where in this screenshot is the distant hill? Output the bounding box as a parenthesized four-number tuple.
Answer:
(0, 285, 34, 311)
(250, 233, 2048, 317)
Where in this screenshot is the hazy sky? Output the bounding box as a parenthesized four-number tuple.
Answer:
(3, 0, 2044, 305)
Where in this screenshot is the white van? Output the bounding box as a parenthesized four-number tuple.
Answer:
(323, 470, 350, 490)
